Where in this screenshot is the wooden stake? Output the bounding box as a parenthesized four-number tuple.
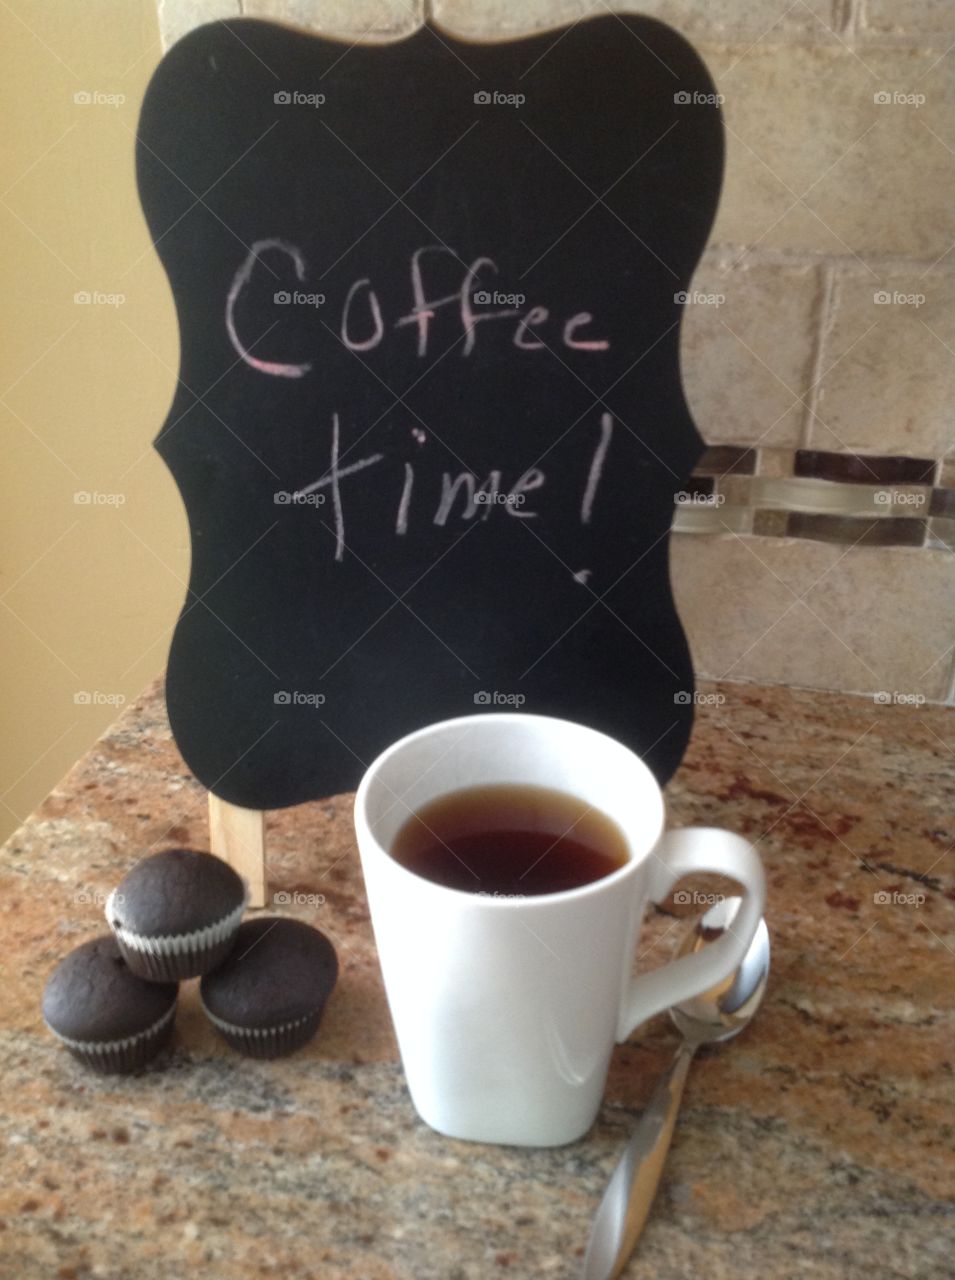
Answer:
(208, 794, 267, 907)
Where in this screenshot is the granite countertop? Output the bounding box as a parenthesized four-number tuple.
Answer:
(1, 677, 953, 1279)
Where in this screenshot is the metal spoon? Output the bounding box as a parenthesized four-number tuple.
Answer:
(582, 896, 771, 1280)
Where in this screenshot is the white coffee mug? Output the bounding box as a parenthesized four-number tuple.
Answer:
(354, 713, 765, 1147)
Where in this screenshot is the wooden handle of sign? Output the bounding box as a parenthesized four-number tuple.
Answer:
(208, 794, 267, 907)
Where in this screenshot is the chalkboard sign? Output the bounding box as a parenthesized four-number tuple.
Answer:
(137, 15, 724, 810)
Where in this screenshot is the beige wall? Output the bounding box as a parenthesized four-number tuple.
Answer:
(0, 1, 183, 842)
(2, 0, 952, 841)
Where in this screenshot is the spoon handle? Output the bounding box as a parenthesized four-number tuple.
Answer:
(582, 1039, 698, 1280)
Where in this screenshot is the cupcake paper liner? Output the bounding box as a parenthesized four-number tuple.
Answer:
(200, 1000, 324, 1059)
(105, 887, 249, 981)
(46, 1000, 177, 1074)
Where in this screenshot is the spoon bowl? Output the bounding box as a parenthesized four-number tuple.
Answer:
(670, 895, 771, 1044)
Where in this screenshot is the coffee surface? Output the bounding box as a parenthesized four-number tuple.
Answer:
(391, 784, 628, 896)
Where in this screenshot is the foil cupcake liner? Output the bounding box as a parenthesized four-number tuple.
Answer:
(200, 1001, 324, 1059)
(47, 1000, 177, 1074)
(105, 887, 248, 982)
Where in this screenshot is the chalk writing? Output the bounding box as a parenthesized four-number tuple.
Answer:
(292, 412, 612, 565)
(226, 238, 312, 379)
(227, 242, 610, 373)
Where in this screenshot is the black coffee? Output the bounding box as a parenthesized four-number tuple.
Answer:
(390, 783, 628, 896)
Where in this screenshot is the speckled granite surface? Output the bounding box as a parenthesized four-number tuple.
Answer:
(1, 677, 953, 1279)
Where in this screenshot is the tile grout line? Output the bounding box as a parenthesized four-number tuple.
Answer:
(700, 244, 955, 275)
(689, 669, 952, 708)
(799, 262, 838, 455)
(844, 0, 862, 43)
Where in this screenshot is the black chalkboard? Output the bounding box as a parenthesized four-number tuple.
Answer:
(136, 15, 723, 810)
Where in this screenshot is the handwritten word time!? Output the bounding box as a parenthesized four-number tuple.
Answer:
(224, 240, 615, 568)
(226, 239, 610, 378)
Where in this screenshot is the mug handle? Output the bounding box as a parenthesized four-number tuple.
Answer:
(617, 828, 766, 1042)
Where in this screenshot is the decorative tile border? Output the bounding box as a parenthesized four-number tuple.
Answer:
(927, 520, 955, 551)
(786, 513, 926, 548)
(794, 450, 935, 486)
(930, 489, 955, 518)
(694, 446, 757, 476)
(674, 447, 951, 549)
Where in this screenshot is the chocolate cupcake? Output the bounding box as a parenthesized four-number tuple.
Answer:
(106, 848, 247, 981)
(200, 917, 338, 1058)
(42, 935, 178, 1073)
